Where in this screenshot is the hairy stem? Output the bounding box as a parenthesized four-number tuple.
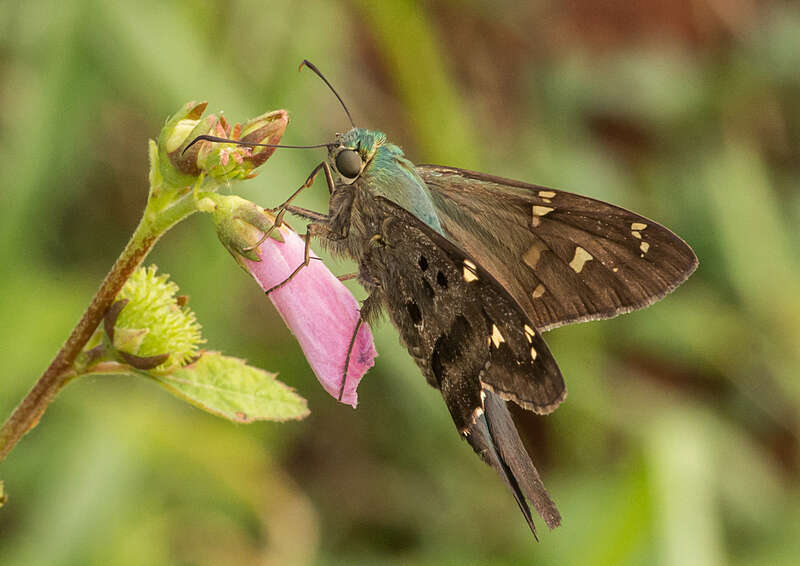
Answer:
(0, 195, 196, 463)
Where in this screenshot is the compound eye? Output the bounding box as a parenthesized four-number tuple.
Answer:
(335, 149, 362, 178)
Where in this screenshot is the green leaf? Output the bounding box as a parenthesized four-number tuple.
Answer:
(148, 352, 309, 423)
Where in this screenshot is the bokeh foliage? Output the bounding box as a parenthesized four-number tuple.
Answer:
(1, 1, 798, 564)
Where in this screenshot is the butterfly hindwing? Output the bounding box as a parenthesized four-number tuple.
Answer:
(359, 196, 566, 422)
(356, 196, 564, 532)
(418, 165, 699, 332)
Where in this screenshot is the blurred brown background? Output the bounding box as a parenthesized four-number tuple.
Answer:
(1, 1, 798, 564)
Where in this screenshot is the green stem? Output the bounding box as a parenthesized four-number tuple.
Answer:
(0, 191, 197, 463)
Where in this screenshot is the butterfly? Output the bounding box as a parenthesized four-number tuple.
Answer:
(190, 61, 698, 538)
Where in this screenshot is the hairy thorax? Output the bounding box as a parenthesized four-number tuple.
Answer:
(320, 180, 392, 267)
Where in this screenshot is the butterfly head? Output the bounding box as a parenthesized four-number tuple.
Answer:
(328, 128, 390, 184)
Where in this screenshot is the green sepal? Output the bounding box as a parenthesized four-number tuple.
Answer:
(238, 109, 290, 169)
(113, 327, 150, 353)
(201, 194, 283, 267)
(118, 351, 170, 371)
(157, 101, 212, 189)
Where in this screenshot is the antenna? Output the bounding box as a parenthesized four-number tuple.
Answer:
(300, 59, 356, 128)
(182, 134, 333, 155)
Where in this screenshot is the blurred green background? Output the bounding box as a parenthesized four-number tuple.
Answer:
(1, 1, 799, 564)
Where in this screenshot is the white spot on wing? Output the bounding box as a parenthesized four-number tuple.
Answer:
(530, 347, 538, 360)
(569, 246, 593, 273)
(531, 283, 546, 299)
(538, 190, 556, 199)
(631, 230, 642, 239)
(524, 324, 535, 343)
(640, 241, 650, 254)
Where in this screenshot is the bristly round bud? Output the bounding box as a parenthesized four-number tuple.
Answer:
(111, 266, 204, 372)
(206, 194, 377, 407)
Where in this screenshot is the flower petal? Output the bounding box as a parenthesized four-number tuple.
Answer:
(244, 228, 376, 407)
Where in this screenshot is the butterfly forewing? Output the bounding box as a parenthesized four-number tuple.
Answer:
(418, 165, 698, 332)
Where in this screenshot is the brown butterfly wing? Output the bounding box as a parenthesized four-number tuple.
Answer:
(418, 165, 698, 332)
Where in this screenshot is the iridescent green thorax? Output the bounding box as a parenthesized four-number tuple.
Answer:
(336, 128, 444, 234)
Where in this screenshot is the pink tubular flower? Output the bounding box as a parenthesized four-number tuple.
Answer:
(243, 225, 377, 407)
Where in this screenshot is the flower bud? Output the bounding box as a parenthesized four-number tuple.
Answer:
(239, 109, 290, 168)
(197, 110, 289, 180)
(111, 266, 204, 372)
(209, 194, 284, 265)
(208, 194, 377, 406)
(153, 102, 288, 189)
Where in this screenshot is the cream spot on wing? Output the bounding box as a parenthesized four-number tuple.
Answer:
(538, 190, 556, 199)
(531, 205, 554, 227)
(522, 240, 548, 270)
(466, 406, 485, 428)
(569, 246, 593, 273)
(631, 230, 642, 239)
(631, 222, 648, 231)
(524, 324, 535, 343)
(491, 324, 505, 348)
(613, 267, 619, 273)
(531, 283, 546, 299)
(462, 259, 479, 282)
(530, 347, 538, 360)
(640, 241, 650, 254)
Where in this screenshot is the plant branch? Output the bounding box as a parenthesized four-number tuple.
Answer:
(0, 195, 196, 463)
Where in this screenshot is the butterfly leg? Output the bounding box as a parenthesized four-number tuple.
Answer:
(283, 205, 330, 223)
(243, 204, 334, 254)
(243, 207, 289, 252)
(263, 222, 336, 295)
(252, 162, 337, 253)
(283, 191, 354, 243)
(263, 181, 356, 291)
(270, 161, 336, 214)
(338, 293, 380, 401)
